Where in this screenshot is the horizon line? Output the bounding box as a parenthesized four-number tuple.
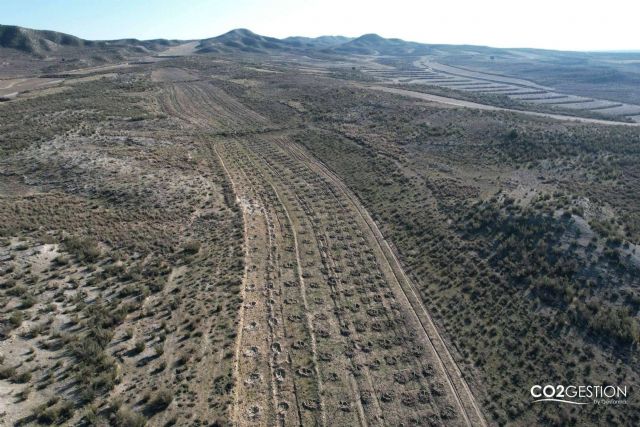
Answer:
(2, 22, 640, 54)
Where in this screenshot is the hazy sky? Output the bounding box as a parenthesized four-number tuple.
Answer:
(2, 0, 639, 51)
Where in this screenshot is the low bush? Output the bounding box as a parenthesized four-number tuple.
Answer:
(147, 388, 173, 413)
(115, 407, 147, 427)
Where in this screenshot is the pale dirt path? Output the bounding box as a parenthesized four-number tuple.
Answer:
(250, 140, 371, 427)
(284, 142, 489, 427)
(157, 41, 200, 57)
(162, 79, 287, 426)
(255, 162, 329, 427)
(0, 78, 26, 89)
(214, 145, 257, 425)
(218, 138, 339, 426)
(0, 77, 62, 97)
(367, 85, 640, 127)
(417, 58, 552, 91)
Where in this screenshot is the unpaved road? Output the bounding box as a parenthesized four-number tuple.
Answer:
(416, 59, 552, 91)
(0, 77, 62, 97)
(368, 85, 640, 126)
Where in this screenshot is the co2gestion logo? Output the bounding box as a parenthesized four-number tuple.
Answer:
(531, 385, 629, 405)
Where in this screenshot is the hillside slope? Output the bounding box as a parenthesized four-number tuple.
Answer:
(195, 28, 291, 54)
(0, 24, 178, 56)
(328, 33, 430, 55)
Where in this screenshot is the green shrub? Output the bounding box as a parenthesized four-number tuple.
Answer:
(34, 399, 74, 424)
(0, 366, 16, 380)
(181, 240, 201, 255)
(147, 388, 173, 413)
(115, 407, 146, 427)
(7, 308, 23, 326)
(153, 343, 164, 356)
(134, 340, 146, 354)
(13, 370, 32, 383)
(63, 236, 102, 262)
(53, 255, 70, 266)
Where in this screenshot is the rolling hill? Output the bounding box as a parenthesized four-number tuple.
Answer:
(0, 24, 178, 58)
(327, 33, 431, 55)
(196, 29, 352, 54)
(195, 28, 289, 54)
(283, 35, 353, 49)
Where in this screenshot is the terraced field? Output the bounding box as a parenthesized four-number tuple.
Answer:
(361, 58, 640, 122)
(156, 70, 487, 426)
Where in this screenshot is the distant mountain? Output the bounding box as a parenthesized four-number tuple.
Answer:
(0, 24, 177, 58)
(0, 25, 90, 55)
(196, 30, 355, 54)
(283, 35, 353, 49)
(5, 24, 638, 69)
(195, 28, 292, 54)
(194, 29, 438, 56)
(0, 25, 496, 59)
(326, 33, 431, 56)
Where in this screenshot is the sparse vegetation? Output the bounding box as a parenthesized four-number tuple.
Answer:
(295, 88, 640, 425)
(115, 406, 147, 427)
(0, 63, 244, 425)
(0, 32, 638, 427)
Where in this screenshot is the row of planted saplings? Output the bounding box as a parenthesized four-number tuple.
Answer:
(234, 139, 459, 423)
(225, 144, 327, 421)
(247, 141, 455, 420)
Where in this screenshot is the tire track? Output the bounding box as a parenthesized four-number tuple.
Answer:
(231, 140, 329, 427)
(248, 140, 373, 427)
(262, 138, 440, 424)
(245, 136, 457, 425)
(215, 145, 277, 425)
(283, 141, 488, 427)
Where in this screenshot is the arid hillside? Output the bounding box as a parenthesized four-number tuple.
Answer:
(0, 28, 639, 427)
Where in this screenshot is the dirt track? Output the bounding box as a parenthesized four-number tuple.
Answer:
(368, 85, 640, 126)
(158, 67, 488, 426)
(0, 77, 62, 97)
(285, 142, 488, 427)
